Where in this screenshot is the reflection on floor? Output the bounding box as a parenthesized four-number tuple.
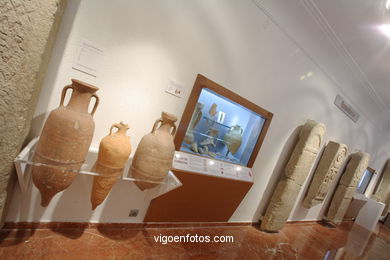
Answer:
(0, 221, 389, 259)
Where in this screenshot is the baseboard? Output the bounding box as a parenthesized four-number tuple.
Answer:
(2, 221, 256, 229)
(3, 219, 340, 230)
(286, 220, 321, 225)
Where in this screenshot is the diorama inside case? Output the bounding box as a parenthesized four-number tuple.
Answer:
(177, 75, 273, 167)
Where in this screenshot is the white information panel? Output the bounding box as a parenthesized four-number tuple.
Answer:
(72, 39, 104, 77)
(172, 151, 253, 183)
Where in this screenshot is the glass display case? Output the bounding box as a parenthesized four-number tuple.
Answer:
(146, 75, 273, 223)
(175, 74, 273, 167)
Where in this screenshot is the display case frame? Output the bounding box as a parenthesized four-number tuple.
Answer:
(175, 74, 273, 168)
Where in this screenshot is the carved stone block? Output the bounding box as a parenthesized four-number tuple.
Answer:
(339, 153, 370, 188)
(261, 120, 325, 232)
(284, 121, 326, 185)
(325, 185, 356, 224)
(382, 193, 390, 216)
(303, 141, 348, 208)
(372, 160, 390, 216)
(260, 178, 301, 231)
(325, 152, 370, 225)
(262, 178, 301, 231)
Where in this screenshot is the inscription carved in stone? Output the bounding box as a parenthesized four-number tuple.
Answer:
(303, 141, 348, 208)
(261, 120, 325, 232)
(372, 160, 390, 216)
(325, 152, 370, 225)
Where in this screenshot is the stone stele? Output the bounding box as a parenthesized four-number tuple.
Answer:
(303, 141, 348, 208)
(325, 152, 370, 225)
(261, 120, 325, 232)
(0, 0, 67, 226)
(372, 159, 390, 216)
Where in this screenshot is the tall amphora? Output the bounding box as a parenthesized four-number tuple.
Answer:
(32, 79, 99, 206)
(129, 112, 177, 190)
(91, 122, 131, 210)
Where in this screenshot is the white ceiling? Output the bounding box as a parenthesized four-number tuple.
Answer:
(254, 0, 390, 137)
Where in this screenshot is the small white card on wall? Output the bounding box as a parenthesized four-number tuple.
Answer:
(166, 80, 184, 98)
(72, 39, 104, 77)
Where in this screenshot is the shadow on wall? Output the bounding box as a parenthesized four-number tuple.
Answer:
(96, 182, 144, 240)
(49, 174, 93, 238)
(28, 0, 81, 140)
(28, 113, 46, 143)
(8, 175, 92, 239)
(96, 181, 133, 223)
(252, 125, 302, 220)
(96, 178, 152, 224)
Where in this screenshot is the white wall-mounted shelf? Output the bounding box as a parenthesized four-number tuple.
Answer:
(14, 137, 182, 200)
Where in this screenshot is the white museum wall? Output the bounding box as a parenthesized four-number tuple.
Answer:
(6, 0, 390, 223)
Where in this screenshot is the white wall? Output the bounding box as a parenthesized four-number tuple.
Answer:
(6, 0, 390, 223)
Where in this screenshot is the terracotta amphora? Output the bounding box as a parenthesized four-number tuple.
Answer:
(129, 112, 177, 190)
(32, 79, 99, 206)
(209, 103, 217, 117)
(91, 122, 131, 210)
(223, 124, 243, 155)
(184, 102, 204, 145)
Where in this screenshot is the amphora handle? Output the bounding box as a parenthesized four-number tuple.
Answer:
(109, 123, 121, 136)
(109, 122, 128, 136)
(152, 119, 176, 136)
(90, 94, 100, 116)
(60, 85, 73, 106)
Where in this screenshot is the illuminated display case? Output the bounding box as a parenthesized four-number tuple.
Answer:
(176, 74, 273, 168)
(145, 74, 273, 222)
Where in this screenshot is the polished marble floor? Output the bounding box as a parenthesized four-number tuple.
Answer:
(0, 221, 389, 259)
